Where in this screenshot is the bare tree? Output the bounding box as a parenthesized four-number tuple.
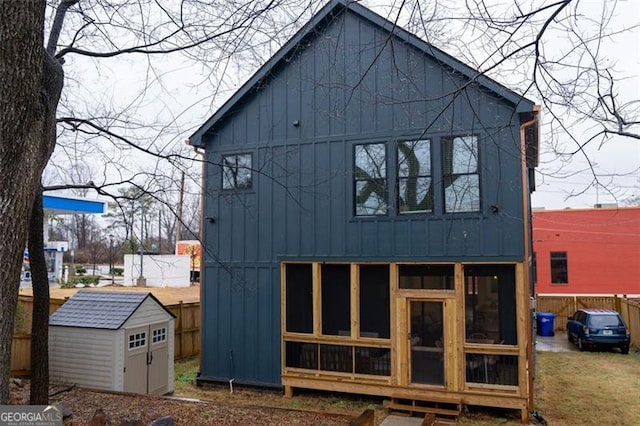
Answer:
(1, 0, 320, 404)
(0, 1, 63, 404)
(2, 0, 638, 405)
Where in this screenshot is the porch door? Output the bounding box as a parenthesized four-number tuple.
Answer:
(409, 300, 445, 386)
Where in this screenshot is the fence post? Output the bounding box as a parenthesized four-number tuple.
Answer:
(615, 295, 622, 313)
(179, 300, 184, 359)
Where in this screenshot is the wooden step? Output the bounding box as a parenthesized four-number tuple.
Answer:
(385, 397, 461, 423)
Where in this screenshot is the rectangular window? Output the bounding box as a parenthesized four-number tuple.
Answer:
(550, 252, 568, 284)
(399, 265, 454, 290)
(397, 140, 433, 213)
(222, 153, 252, 189)
(321, 264, 351, 336)
(359, 265, 390, 339)
(128, 331, 147, 350)
(354, 143, 387, 216)
(443, 136, 479, 213)
(464, 265, 517, 345)
(152, 327, 167, 344)
(285, 263, 313, 333)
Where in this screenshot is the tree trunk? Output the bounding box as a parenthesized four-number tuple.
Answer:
(0, 0, 64, 404)
(29, 190, 50, 405)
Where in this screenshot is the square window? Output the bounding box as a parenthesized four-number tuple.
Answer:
(222, 154, 252, 189)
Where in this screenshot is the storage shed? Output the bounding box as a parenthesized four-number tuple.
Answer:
(49, 290, 175, 395)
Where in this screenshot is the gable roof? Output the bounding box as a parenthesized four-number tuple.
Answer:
(189, 0, 534, 147)
(49, 290, 175, 330)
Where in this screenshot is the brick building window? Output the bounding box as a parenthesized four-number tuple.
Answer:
(550, 252, 568, 284)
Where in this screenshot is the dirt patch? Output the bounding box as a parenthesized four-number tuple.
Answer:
(19, 285, 200, 305)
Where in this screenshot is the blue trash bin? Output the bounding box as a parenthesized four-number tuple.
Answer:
(537, 312, 556, 336)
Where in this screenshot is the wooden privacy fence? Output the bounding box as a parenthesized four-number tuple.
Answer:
(11, 295, 200, 377)
(537, 295, 640, 347)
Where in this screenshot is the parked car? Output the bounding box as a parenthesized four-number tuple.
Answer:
(567, 309, 630, 354)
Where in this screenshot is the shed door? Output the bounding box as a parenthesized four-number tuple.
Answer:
(124, 322, 170, 395)
(148, 322, 170, 395)
(124, 326, 149, 394)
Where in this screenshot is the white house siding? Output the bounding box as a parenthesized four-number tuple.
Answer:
(123, 298, 173, 328)
(49, 327, 116, 390)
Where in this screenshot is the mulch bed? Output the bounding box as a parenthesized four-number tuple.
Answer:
(9, 380, 353, 425)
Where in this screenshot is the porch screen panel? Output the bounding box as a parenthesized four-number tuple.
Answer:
(359, 265, 390, 339)
(399, 264, 454, 290)
(464, 265, 517, 344)
(285, 263, 313, 333)
(321, 264, 351, 336)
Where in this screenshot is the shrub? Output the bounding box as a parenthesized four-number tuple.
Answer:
(63, 275, 101, 288)
(111, 267, 124, 276)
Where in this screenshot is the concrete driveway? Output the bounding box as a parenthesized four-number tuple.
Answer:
(536, 331, 576, 352)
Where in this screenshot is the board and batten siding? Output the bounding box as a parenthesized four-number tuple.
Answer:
(198, 4, 532, 387)
(49, 327, 117, 391)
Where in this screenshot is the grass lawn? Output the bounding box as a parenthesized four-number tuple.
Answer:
(534, 351, 640, 426)
(174, 351, 640, 425)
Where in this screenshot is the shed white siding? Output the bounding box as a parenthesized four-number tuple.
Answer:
(49, 327, 117, 391)
(113, 329, 125, 391)
(124, 298, 173, 328)
(168, 320, 175, 392)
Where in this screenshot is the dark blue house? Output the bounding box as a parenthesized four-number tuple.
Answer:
(190, 0, 539, 421)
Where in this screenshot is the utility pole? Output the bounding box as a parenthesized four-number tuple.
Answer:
(109, 234, 114, 285)
(177, 172, 185, 242)
(136, 203, 146, 287)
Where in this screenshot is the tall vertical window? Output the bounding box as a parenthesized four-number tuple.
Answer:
(222, 153, 252, 189)
(550, 252, 568, 284)
(443, 136, 479, 212)
(354, 143, 387, 216)
(397, 140, 433, 213)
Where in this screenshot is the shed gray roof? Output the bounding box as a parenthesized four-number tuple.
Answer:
(189, 0, 534, 147)
(49, 290, 175, 330)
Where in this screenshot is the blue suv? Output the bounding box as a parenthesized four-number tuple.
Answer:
(567, 309, 630, 354)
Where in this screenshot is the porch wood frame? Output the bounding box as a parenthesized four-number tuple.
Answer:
(281, 260, 531, 420)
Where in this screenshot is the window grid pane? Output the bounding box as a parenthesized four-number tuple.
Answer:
(398, 140, 433, 213)
(443, 136, 480, 213)
(354, 144, 387, 216)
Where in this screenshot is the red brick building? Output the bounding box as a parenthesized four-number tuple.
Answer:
(533, 206, 640, 295)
